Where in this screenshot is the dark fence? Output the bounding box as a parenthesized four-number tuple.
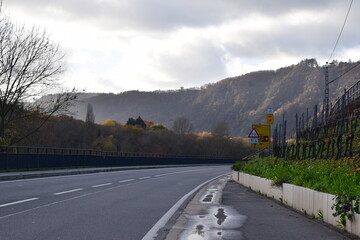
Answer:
(273, 80, 360, 160)
(0, 146, 241, 171)
(330, 80, 360, 118)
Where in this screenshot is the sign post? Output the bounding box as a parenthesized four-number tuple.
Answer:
(252, 124, 271, 148)
(248, 128, 260, 145)
(266, 108, 274, 124)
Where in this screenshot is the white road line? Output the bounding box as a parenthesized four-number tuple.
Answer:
(0, 180, 142, 220)
(154, 169, 206, 178)
(92, 183, 113, 188)
(53, 188, 83, 195)
(119, 179, 134, 183)
(139, 176, 151, 180)
(0, 198, 39, 208)
(141, 173, 228, 240)
(0, 166, 211, 184)
(154, 173, 173, 177)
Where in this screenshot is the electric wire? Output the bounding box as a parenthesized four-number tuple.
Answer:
(327, 0, 353, 62)
(328, 61, 360, 84)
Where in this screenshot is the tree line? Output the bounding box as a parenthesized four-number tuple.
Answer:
(13, 105, 251, 158)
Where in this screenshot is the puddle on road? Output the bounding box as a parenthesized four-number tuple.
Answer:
(179, 206, 247, 240)
(214, 208, 227, 225)
(200, 185, 220, 204)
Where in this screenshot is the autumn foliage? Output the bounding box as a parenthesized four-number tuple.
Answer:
(13, 114, 251, 158)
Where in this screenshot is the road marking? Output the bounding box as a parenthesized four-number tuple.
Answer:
(0, 198, 39, 208)
(0, 178, 144, 220)
(119, 179, 134, 183)
(0, 166, 213, 184)
(154, 173, 172, 177)
(141, 173, 229, 240)
(139, 176, 151, 180)
(92, 183, 113, 188)
(53, 188, 83, 195)
(0, 167, 229, 221)
(154, 169, 207, 178)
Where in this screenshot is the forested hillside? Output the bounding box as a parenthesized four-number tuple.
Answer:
(69, 59, 360, 136)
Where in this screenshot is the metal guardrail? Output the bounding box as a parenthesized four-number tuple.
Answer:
(0, 145, 237, 160)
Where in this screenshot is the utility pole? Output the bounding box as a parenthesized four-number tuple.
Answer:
(324, 62, 330, 124)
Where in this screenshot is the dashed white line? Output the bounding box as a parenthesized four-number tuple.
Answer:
(92, 183, 113, 188)
(119, 179, 134, 183)
(53, 188, 83, 195)
(0, 198, 39, 208)
(154, 169, 205, 178)
(139, 176, 151, 180)
(154, 173, 173, 177)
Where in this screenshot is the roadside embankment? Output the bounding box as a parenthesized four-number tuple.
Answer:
(232, 171, 360, 238)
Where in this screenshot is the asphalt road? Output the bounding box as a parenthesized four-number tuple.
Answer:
(0, 165, 230, 240)
(223, 181, 352, 240)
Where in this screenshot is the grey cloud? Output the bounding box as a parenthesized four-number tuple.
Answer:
(8, 0, 339, 31)
(150, 40, 226, 88)
(223, 4, 360, 61)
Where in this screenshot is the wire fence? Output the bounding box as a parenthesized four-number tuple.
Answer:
(273, 80, 360, 160)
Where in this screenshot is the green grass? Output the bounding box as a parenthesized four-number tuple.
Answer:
(233, 156, 360, 226)
(232, 156, 360, 197)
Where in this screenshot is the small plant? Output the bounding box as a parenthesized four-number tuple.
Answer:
(303, 210, 308, 216)
(231, 161, 247, 171)
(332, 194, 360, 228)
(317, 210, 324, 221)
(336, 219, 346, 231)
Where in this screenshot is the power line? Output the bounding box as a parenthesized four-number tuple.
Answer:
(328, 0, 353, 62)
(328, 61, 360, 84)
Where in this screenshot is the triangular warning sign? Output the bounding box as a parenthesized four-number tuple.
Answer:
(248, 128, 259, 138)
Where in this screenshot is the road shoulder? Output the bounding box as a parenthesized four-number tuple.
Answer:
(159, 178, 358, 240)
(223, 180, 356, 240)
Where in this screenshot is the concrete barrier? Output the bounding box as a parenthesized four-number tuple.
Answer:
(232, 171, 360, 237)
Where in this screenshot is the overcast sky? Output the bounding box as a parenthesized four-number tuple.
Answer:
(5, 0, 360, 93)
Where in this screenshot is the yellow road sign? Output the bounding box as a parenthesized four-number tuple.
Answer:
(252, 124, 271, 148)
(266, 114, 274, 124)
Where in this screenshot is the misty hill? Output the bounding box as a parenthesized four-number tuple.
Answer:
(69, 59, 360, 137)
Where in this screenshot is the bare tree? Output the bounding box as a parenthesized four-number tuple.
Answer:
(0, 6, 77, 144)
(173, 117, 193, 134)
(212, 121, 230, 137)
(85, 103, 95, 123)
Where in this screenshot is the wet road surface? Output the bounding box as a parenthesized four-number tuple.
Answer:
(0, 165, 230, 240)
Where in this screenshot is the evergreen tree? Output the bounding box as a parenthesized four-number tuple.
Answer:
(135, 116, 147, 129)
(126, 117, 136, 126)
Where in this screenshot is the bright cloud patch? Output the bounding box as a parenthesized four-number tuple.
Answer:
(5, 0, 360, 92)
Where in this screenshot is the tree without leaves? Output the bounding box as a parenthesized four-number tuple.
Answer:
(0, 6, 78, 144)
(212, 121, 230, 137)
(85, 103, 95, 123)
(173, 117, 192, 134)
(84, 103, 96, 147)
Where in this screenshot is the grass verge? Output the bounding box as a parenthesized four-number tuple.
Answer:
(232, 156, 360, 227)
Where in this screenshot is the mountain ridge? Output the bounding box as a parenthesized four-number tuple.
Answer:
(69, 59, 360, 137)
